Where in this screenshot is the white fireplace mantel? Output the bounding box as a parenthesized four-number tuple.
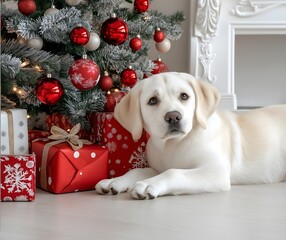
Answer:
(189, 0, 286, 110)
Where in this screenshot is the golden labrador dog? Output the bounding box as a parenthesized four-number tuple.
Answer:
(96, 72, 286, 199)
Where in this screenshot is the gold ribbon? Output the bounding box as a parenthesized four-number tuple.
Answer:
(40, 123, 92, 190)
(3, 110, 15, 154)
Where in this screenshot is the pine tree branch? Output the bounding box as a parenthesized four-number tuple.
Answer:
(0, 54, 21, 79)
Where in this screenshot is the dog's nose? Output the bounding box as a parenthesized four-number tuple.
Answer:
(164, 111, 182, 124)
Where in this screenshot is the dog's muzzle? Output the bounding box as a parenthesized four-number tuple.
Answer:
(164, 111, 182, 133)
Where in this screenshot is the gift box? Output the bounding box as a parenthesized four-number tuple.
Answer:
(88, 112, 149, 178)
(1, 154, 36, 202)
(32, 125, 108, 194)
(28, 130, 50, 153)
(1, 109, 29, 155)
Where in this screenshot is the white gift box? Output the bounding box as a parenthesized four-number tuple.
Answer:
(1, 109, 29, 155)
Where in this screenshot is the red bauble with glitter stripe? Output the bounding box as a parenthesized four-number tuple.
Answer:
(18, 0, 36, 16)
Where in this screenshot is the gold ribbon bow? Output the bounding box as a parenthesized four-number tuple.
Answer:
(48, 123, 91, 151)
(40, 123, 91, 190)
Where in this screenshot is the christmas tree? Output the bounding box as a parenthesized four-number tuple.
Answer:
(1, 0, 184, 131)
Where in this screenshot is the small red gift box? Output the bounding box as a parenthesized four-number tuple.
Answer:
(32, 141, 108, 194)
(1, 154, 36, 202)
(88, 112, 149, 178)
(32, 124, 108, 194)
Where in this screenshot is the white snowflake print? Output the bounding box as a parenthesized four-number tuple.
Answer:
(129, 145, 148, 169)
(86, 64, 97, 74)
(71, 73, 84, 83)
(15, 156, 31, 161)
(71, 63, 80, 71)
(3, 163, 32, 193)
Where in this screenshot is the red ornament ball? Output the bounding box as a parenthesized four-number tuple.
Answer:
(104, 90, 126, 112)
(129, 35, 142, 51)
(153, 28, 165, 42)
(101, 15, 128, 45)
(105, 93, 117, 112)
(134, 0, 150, 13)
(69, 56, 100, 90)
(151, 58, 169, 74)
(120, 67, 137, 87)
(36, 76, 64, 105)
(99, 72, 113, 91)
(70, 26, 90, 46)
(18, 0, 36, 16)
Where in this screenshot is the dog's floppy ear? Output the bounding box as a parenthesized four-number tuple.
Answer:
(188, 76, 220, 129)
(114, 81, 144, 141)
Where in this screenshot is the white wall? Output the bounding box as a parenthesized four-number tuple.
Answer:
(148, 0, 190, 73)
(235, 35, 286, 108)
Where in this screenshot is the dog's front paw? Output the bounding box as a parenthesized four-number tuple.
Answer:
(95, 179, 128, 195)
(129, 181, 160, 200)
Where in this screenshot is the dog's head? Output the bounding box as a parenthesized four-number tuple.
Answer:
(114, 72, 220, 141)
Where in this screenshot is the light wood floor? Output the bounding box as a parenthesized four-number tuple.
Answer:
(1, 183, 286, 240)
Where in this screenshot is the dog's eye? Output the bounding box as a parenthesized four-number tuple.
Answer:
(180, 93, 189, 100)
(148, 97, 159, 105)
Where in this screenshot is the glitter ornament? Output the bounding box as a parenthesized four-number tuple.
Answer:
(134, 0, 150, 13)
(153, 28, 165, 42)
(68, 54, 100, 90)
(104, 89, 126, 112)
(70, 26, 90, 46)
(129, 35, 142, 51)
(151, 58, 169, 74)
(36, 74, 64, 105)
(120, 66, 137, 87)
(99, 71, 113, 91)
(104, 93, 117, 112)
(101, 13, 128, 45)
(18, 0, 36, 16)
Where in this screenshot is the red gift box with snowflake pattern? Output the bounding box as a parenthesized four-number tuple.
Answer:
(88, 112, 149, 178)
(32, 141, 108, 194)
(1, 154, 36, 202)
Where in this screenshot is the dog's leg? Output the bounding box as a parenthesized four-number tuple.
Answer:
(95, 168, 158, 195)
(130, 167, 231, 199)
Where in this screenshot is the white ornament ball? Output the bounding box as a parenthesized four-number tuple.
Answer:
(84, 32, 101, 51)
(65, 0, 82, 6)
(155, 38, 171, 53)
(44, 5, 59, 16)
(27, 37, 44, 50)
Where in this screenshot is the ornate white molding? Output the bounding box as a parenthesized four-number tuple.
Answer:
(231, 0, 286, 17)
(194, 0, 221, 83)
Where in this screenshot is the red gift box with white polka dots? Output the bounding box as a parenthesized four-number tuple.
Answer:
(1, 154, 36, 202)
(88, 112, 149, 178)
(32, 141, 108, 194)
